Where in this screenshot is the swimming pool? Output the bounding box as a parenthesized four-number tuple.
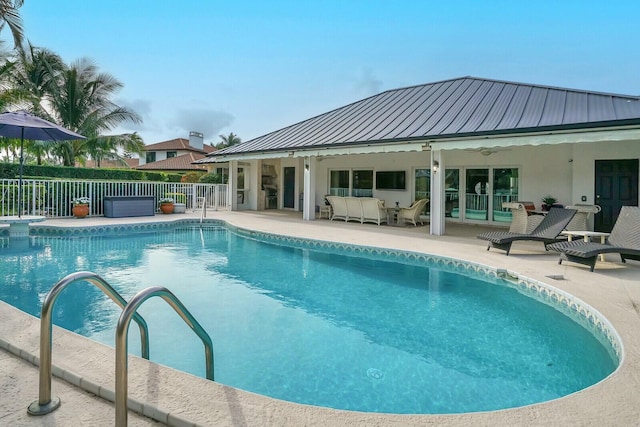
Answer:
(0, 223, 619, 414)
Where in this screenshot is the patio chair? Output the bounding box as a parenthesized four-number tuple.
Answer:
(503, 202, 543, 233)
(549, 206, 640, 271)
(398, 199, 429, 226)
(564, 204, 601, 231)
(477, 207, 577, 255)
(326, 196, 347, 221)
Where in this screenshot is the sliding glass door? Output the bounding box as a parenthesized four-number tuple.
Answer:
(465, 168, 489, 220)
(492, 168, 519, 222)
(447, 167, 519, 223)
(414, 168, 430, 216)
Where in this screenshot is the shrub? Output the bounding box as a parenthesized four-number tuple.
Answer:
(198, 173, 222, 184)
(0, 162, 183, 182)
(181, 171, 205, 183)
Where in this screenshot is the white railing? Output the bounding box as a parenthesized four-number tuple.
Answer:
(0, 179, 228, 218)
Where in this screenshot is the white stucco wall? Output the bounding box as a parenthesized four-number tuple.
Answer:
(244, 139, 639, 228)
(310, 145, 576, 212)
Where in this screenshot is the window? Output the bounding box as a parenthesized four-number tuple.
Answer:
(145, 152, 156, 163)
(375, 171, 406, 190)
(414, 169, 430, 215)
(352, 170, 373, 197)
(330, 170, 349, 196)
(445, 169, 460, 218)
(492, 168, 519, 222)
(166, 151, 177, 158)
(237, 167, 245, 204)
(216, 167, 229, 184)
(237, 167, 245, 189)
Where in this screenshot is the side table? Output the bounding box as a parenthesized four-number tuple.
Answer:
(319, 205, 332, 219)
(386, 208, 403, 226)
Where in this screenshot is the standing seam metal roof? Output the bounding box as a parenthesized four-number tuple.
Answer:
(209, 76, 640, 157)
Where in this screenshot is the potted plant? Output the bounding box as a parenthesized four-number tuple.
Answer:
(165, 192, 187, 213)
(159, 197, 175, 214)
(541, 195, 558, 211)
(71, 197, 91, 218)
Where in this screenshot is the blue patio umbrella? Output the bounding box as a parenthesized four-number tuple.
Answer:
(0, 110, 86, 217)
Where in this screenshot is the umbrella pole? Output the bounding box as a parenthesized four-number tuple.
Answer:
(18, 128, 24, 218)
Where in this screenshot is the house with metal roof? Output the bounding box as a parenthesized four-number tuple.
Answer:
(196, 76, 640, 235)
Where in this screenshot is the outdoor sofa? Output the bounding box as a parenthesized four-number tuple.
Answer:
(548, 206, 640, 271)
(326, 196, 387, 225)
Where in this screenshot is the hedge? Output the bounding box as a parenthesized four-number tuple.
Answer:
(0, 163, 182, 182)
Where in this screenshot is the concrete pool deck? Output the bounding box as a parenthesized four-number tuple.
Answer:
(1, 210, 639, 426)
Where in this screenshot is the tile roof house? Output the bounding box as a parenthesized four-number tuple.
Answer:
(196, 76, 640, 235)
(138, 131, 216, 172)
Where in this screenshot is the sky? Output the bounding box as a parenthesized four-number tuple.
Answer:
(18, 1, 640, 147)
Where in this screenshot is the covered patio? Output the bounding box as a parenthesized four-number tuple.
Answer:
(197, 76, 640, 237)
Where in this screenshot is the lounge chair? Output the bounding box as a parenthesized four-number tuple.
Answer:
(326, 196, 347, 221)
(398, 199, 429, 226)
(549, 206, 640, 271)
(477, 207, 577, 255)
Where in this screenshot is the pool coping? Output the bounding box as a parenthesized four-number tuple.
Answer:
(2, 213, 639, 425)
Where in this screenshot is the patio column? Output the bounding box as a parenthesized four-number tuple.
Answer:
(248, 160, 260, 210)
(302, 156, 317, 221)
(430, 150, 446, 235)
(228, 160, 238, 211)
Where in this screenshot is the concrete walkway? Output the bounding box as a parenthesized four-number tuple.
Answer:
(1, 210, 639, 426)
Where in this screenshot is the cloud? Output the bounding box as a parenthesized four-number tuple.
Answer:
(114, 98, 155, 132)
(169, 108, 235, 140)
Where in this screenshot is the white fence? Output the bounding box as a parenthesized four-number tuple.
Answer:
(0, 179, 228, 218)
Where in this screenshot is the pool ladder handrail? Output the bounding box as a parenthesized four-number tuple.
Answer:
(198, 195, 207, 223)
(28, 271, 151, 416)
(115, 285, 214, 426)
(27, 272, 215, 427)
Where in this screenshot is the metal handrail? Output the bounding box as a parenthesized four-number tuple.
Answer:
(198, 196, 207, 223)
(27, 271, 151, 416)
(115, 286, 214, 427)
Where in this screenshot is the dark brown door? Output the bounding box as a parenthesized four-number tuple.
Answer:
(283, 167, 296, 209)
(594, 159, 639, 232)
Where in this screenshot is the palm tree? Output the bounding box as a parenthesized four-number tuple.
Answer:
(5, 44, 64, 164)
(0, 0, 24, 48)
(216, 132, 241, 149)
(45, 57, 142, 166)
(11, 42, 64, 115)
(85, 132, 144, 167)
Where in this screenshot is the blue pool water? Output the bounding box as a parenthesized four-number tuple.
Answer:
(0, 226, 617, 414)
